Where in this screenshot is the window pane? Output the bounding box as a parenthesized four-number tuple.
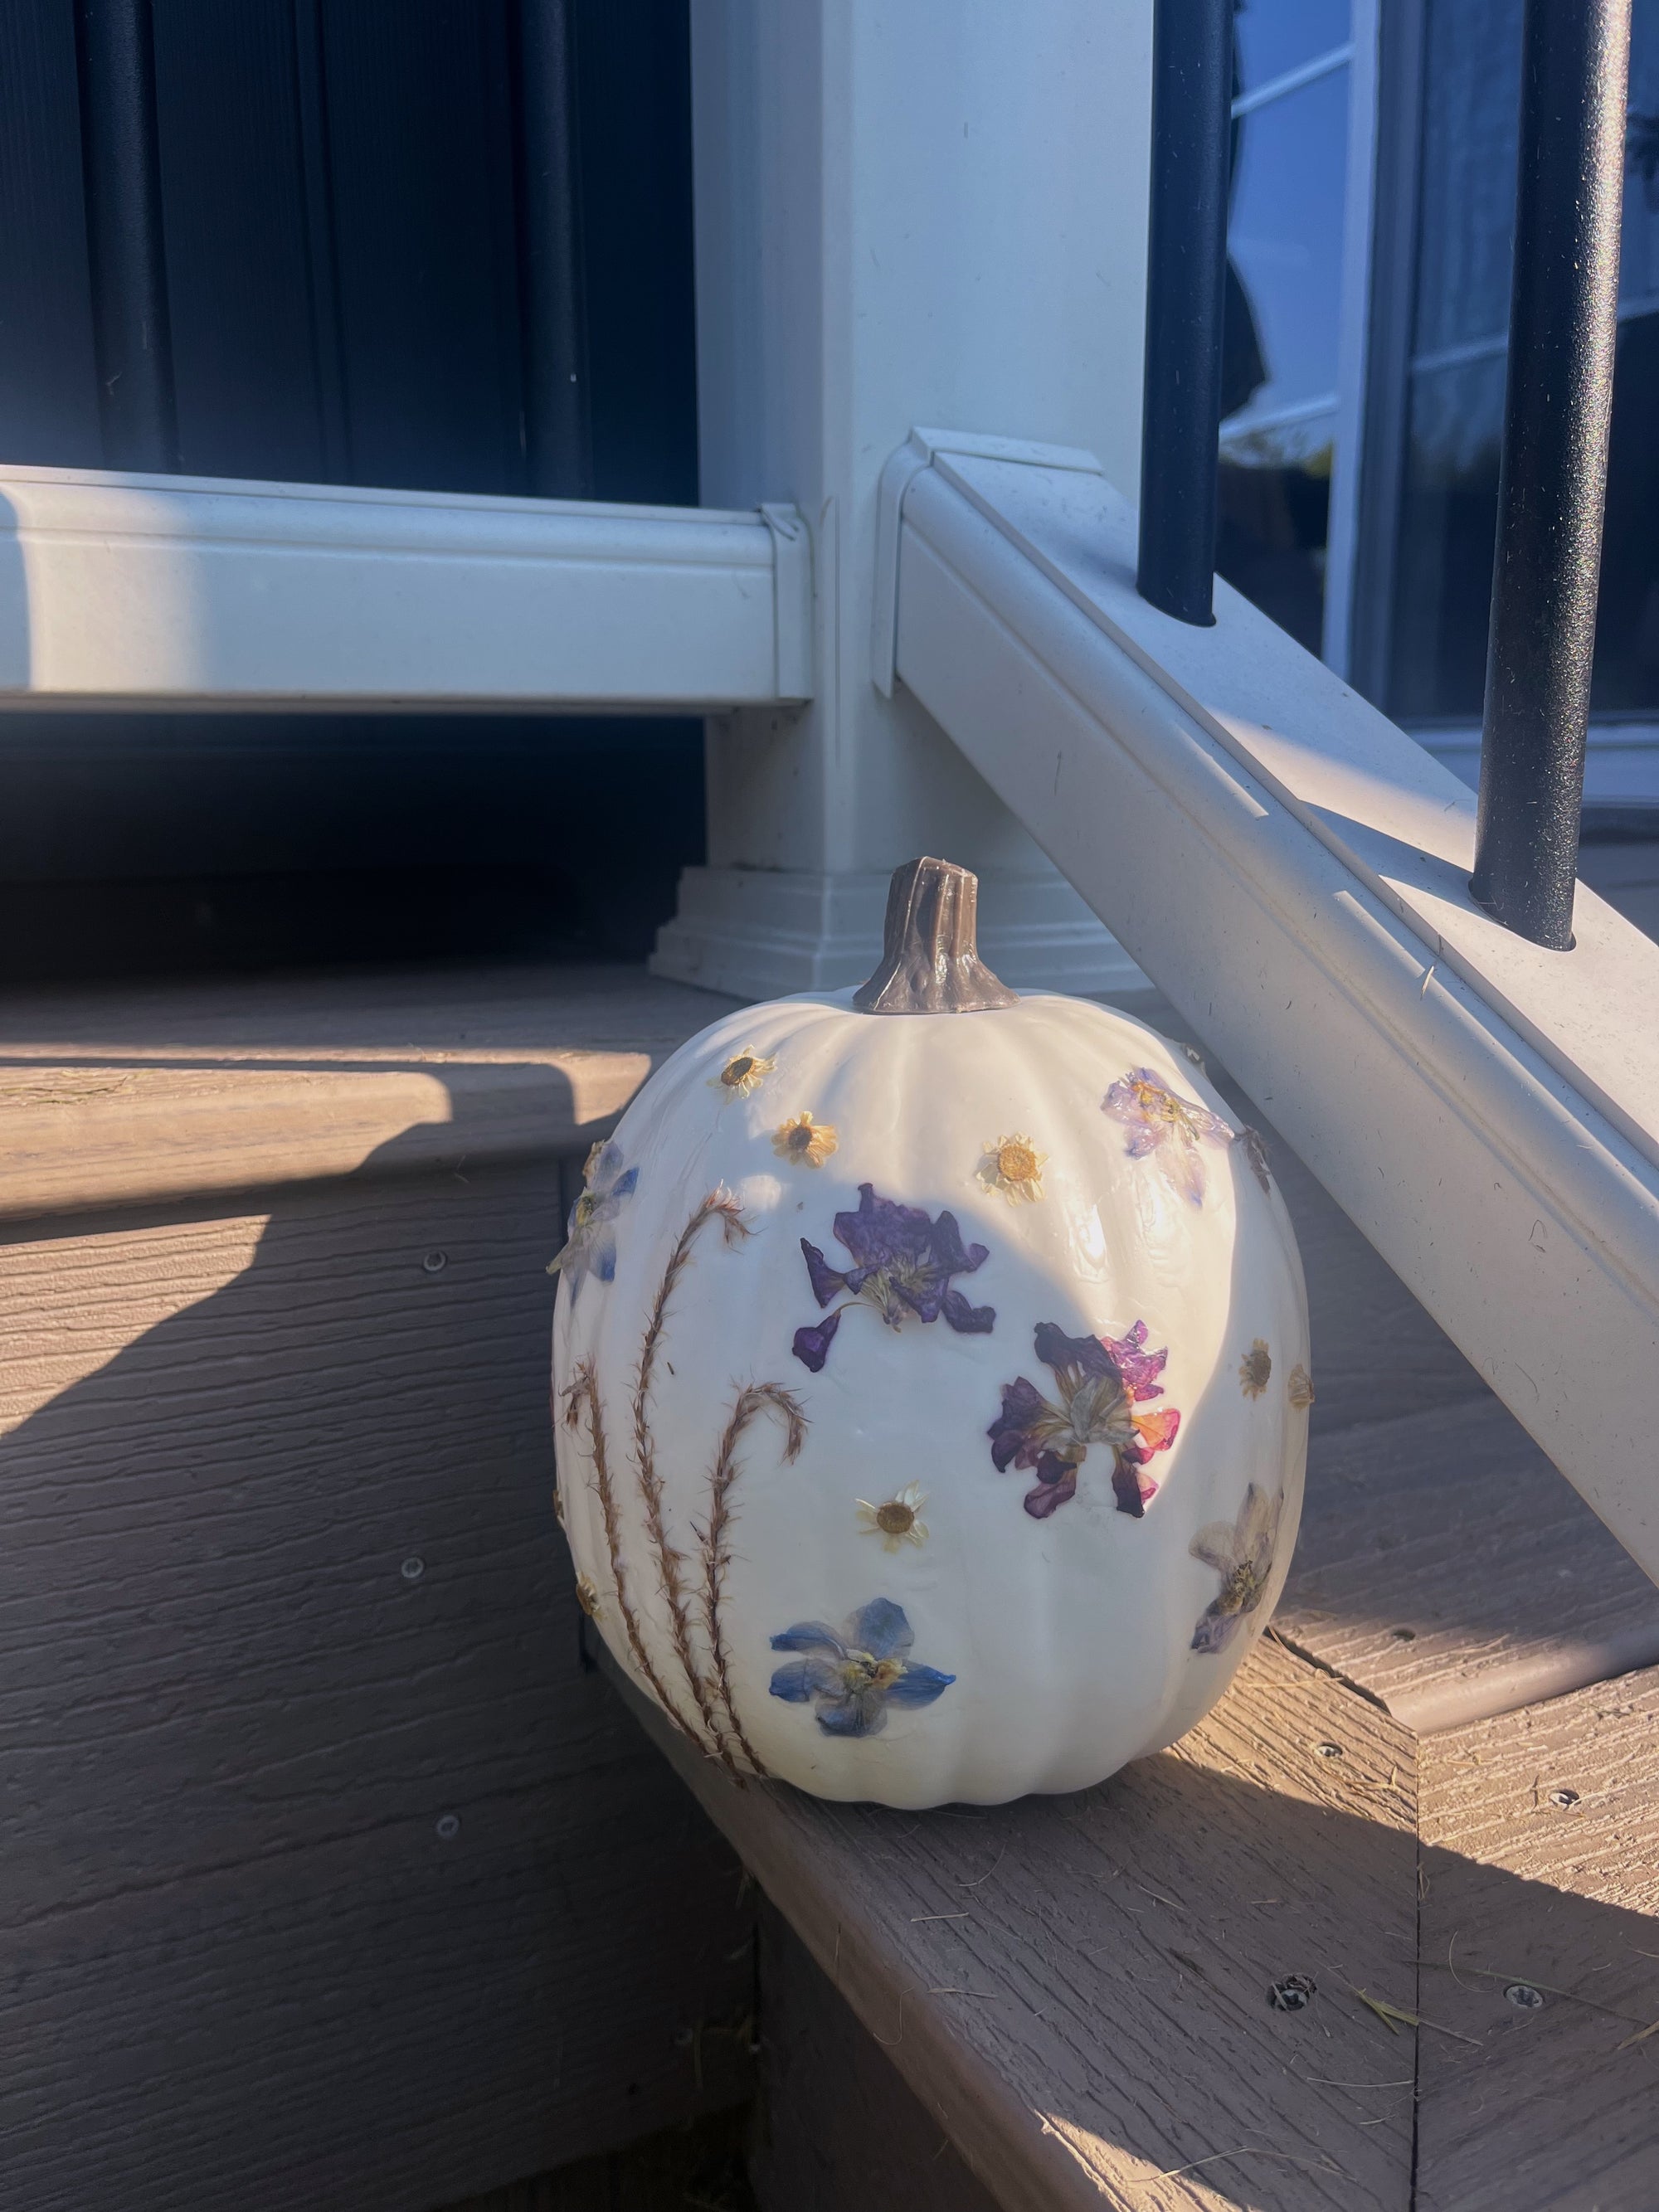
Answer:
(1224, 67, 1349, 427)
(1218, 417, 1335, 655)
(1389, 0, 1659, 717)
(1233, 0, 1350, 96)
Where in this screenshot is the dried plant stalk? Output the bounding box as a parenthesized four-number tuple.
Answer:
(700, 1382, 807, 1777)
(562, 1363, 705, 1753)
(631, 1191, 752, 1769)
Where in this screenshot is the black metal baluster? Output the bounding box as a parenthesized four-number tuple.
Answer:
(1472, 0, 1632, 947)
(514, 0, 592, 500)
(1136, 0, 1233, 626)
(73, 0, 178, 471)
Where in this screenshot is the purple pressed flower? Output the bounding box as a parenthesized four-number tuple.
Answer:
(791, 1184, 993, 1369)
(547, 1140, 639, 1304)
(769, 1597, 955, 1737)
(1190, 1484, 1282, 1653)
(988, 1319, 1181, 1520)
(1102, 1067, 1234, 1206)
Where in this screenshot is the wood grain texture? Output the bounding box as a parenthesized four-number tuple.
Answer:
(1417, 1665, 1659, 2211)
(0, 962, 737, 1218)
(606, 1633, 1420, 2212)
(0, 1159, 752, 2210)
(1277, 1395, 1659, 1732)
(752, 1897, 999, 2212)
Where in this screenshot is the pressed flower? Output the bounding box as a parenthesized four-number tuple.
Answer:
(1242, 1127, 1272, 1193)
(1102, 1068, 1234, 1206)
(769, 1597, 954, 1737)
(575, 1572, 601, 1620)
(791, 1184, 994, 1371)
(988, 1319, 1180, 1519)
(855, 1482, 930, 1552)
(1287, 1363, 1316, 1411)
(1190, 1484, 1282, 1653)
(772, 1111, 839, 1168)
(710, 1048, 777, 1100)
(546, 1140, 638, 1303)
(1238, 1339, 1272, 1398)
(976, 1132, 1047, 1205)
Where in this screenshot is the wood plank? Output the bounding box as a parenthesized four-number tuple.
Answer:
(750, 1898, 1001, 2212)
(606, 1633, 1420, 2212)
(0, 962, 737, 1218)
(0, 1160, 752, 2207)
(1277, 1396, 1659, 1733)
(1416, 1665, 1659, 2212)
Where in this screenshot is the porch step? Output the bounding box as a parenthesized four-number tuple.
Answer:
(7, 957, 1656, 2210)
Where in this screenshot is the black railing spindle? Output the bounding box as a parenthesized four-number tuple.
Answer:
(74, 0, 178, 472)
(1472, 0, 1632, 947)
(1136, 0, 1233, 626)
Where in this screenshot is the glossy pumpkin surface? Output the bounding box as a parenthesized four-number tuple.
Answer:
(552, 984, 1310, 1807)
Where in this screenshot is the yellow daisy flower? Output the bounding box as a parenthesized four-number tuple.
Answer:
(772, 1111, 838, 1168)
(1238, 1340, 1272, 1398)
(709, 1048, 777, 1099)
(1287, 1363, 1316, 1411)
(855, 1483, 930, 1552)
(976, 1132, 1047, 1204)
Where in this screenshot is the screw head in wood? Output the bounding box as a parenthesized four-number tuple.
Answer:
(435, 1813, 461, 1841)
(401, 1556, 426, 1582)
(1548, 1787, 1580, 1808)
(1505, 1981, 1545, 2010)
(1268, 1974, 1317, 2011)
(1314, 1741, 1345, 1759)
(422, 1249, 448, 1273)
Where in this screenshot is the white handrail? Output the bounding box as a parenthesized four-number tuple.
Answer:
(879, 429, 1659, 1583)
(0, 465, 812, 712)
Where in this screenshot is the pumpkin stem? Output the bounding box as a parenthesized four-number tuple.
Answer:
(853, 857, 1021, 1015)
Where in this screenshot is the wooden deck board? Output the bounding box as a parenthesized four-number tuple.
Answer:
(1415, 1666, 1659, 2211)
(1278, 1395, 1659, 1732)
(608, 1634, 1419, 2212)
(0, 962, 739, 1218)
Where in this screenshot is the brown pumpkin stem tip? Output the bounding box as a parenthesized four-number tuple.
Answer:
(853, 857, 1021, 1015)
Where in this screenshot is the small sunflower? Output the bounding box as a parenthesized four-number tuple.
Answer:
(710, 1048, 777, 1100)
(773, 1111, 838, 1168)
(976, 1132, 1047, 1204)
(855, 1483, 930, 1552)
(1238, 1339, 1272, 1398)
(575, 1572, 601, 1619)
(1287, 1363, 1316, 1411)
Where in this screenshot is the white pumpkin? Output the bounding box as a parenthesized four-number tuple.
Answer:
(552, 858, 1309, 1808)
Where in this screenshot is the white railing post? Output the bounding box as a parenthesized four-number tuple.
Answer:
(652, 1, 1156, 999)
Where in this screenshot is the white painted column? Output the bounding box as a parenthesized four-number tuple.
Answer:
(651, 0, 1156, 999)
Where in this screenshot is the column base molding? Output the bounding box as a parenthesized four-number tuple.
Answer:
(649, 863, 1146, 1001)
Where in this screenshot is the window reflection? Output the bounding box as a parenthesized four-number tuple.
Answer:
(1233, 0, 1350, 97)
(1388, 0, 1659, 719)
(1219, 23, 1350, 655)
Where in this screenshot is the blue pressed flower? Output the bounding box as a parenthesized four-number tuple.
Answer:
(547, 1140, 639, 1304)
(791, 1184, 993, 1369)
(988, 1320, 1180, 1520)
(768, 1597, 955, 1737)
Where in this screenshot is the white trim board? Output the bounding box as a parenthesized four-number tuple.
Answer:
(0, 464, 813, 713)
(880, 432, 1659, 1582)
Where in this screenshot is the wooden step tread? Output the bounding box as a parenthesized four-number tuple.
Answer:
(611, 1633, 1659, 2212)
(1282, 1393, 1659, 1733)
(608, 1634, 1419, 2212)
(0, 962, 737, 1218)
